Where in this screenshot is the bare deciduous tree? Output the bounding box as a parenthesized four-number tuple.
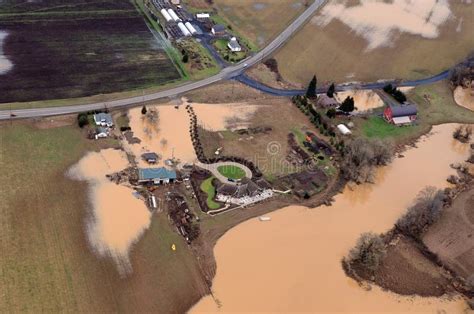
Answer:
(347, 232, 386, 272)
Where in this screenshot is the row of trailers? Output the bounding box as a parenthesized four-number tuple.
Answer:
(153, 0, 198, 38)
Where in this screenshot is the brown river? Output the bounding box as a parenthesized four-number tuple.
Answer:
(192, 124, 472, 313)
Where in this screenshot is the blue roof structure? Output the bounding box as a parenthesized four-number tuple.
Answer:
(138, 167, 177, 181)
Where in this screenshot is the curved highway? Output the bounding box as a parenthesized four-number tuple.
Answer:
(0, 0, 328, 120)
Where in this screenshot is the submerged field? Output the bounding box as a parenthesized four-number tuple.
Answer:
(275, 0, 474, 85)
(0, 0, 180, 103)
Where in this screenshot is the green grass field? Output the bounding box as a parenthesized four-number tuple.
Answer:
(200, 177, 221, 209)
(0, 120, 207, 312)
(217, 165, 246, 180)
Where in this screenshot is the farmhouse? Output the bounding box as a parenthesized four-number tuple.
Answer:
(212, 24, 226, 36)
(227, 37, 242, 52)
(141, 152, 160, 164)
(93, 113, 113, 127)
(383, 103, 418, 126)
(138, 167, 177, 185)
(315, 94, 340, 108)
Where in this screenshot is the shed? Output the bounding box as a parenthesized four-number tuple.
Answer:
(337, 124, 352, 135)
(141, 152, 159, 164)
(211, 24, 226, 35)
(138, 168, 177, 185)
(95, 127, 108, 139)
(196, 13, 210, 19)
(93, 113, 113, 127)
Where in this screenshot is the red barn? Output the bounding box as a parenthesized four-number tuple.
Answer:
(383, 103, 418, 126)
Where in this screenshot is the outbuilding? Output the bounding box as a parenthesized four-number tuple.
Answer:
(138, 167, 177, 185)
(196, 13, 210, 19)
(93, 113, 113, 127)
(211, 24, 226, 36)
(315, 94, 340, 108)
(95, 127, 108, 139)
(383, 103, 418, 126)
(141, 152, 160, 164)
(337, 124, 352, 135)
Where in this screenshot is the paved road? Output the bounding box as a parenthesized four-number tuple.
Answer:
(0, 0, 328, 120)
(196, 161, 253, 185)
(235, 70, 451, 97)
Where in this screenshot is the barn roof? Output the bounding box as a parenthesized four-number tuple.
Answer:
(389, 103, 418, 117)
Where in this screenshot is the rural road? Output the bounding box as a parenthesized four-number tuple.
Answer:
(0, 0, 328, 120)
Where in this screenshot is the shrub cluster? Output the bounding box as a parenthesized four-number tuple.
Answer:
(383, 84, 407, 103)
(347, 232, 386, 272)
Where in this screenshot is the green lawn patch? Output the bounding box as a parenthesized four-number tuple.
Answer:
(361, 116, 420, 139)
(217, 165, 246, 180)
(200, 177, 221, 210)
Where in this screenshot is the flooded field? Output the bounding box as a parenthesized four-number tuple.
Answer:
(69, 149, 151, 276)
(335, 90, 384, 112)
(192, 124, 472, 312)
(0, 31, 12, 75)
(125, 100, 260, 166)
(316, 0, 452, 50)
(454, 86, 474, 111)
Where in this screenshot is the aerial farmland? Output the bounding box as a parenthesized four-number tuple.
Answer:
(0, 0, 181, 103)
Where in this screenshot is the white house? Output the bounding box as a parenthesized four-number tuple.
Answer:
(95, 127, 108, 139)
(93, 113, 113, 127)
(227, 37, 242, 52)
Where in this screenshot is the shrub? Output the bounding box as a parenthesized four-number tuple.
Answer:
(141, 105, 147, 115)
(339, 96, 355, 113)
(326, 108, 336, 118)
(77, 113, 88, 128)
(395, 187, 445, 238)
(348, 232, 386, 272)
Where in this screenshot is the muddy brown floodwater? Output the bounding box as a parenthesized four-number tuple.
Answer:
(125, 100, 260, 167)
(191, 124, 472, 313)
(68, 149, 151, 276)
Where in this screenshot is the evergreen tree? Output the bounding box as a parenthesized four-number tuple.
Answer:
(327, 83, 335, 98)
(339, 96, 355, 113)
(306, 75, 317, 98)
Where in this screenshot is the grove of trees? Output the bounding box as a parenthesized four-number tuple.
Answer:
(347, 232, 386, 272)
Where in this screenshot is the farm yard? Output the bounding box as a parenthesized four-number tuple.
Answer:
(0, 0, 181, 103)
(275, 0, 474, 85)
(185, 0, 311, 49)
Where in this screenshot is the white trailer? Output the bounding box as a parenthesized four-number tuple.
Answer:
(185, 22, 197, 35)
(160, 8, 172, 22)
(168, 9, 181, 21)
(178, 22, 191, 36)
(337, 124, 352, 135)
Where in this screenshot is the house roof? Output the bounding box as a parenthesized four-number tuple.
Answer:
(228, 37, 241, 50)
(96, 127, 108, 134)
(389, 103, 417, 117)
(139, 167, 177, 181)
(316, 94, 340, 107)
(142, 152, 159, 160)
(94, 113, 113, 124)
(212, 24, 225, 32)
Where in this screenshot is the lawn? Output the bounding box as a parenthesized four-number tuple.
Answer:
(0, 0, 181, 103)
(200, 177, 221, 209)
(0, 120, 207, 312)
(362, 116, 420, 139)
(213, 38, 247, 63)
(217, 165, 246, 180)
(275, 0, 474, 85)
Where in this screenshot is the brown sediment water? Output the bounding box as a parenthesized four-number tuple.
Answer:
(454, 86, 474, 111)
(190, 101, 260, 131)
(191, 124, 471, 313)
(314, 0, 453, 50)
(124, 100, 260, 166)
(335, 90, 384, 112)
(68, 149, 151, 276)
(126, 104, 196, 167)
